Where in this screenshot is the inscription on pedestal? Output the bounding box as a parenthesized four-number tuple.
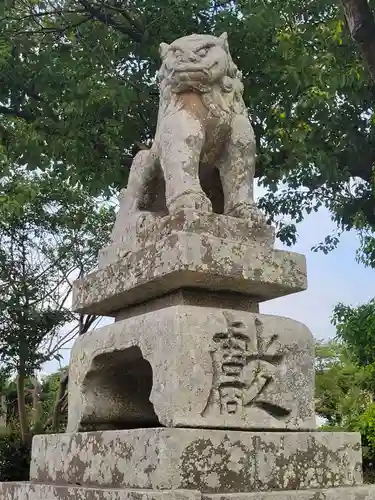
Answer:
(202, 314, 291, 419)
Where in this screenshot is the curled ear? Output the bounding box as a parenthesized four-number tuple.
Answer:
(159, 42, 170, 59)
(219, 32, 229, 51)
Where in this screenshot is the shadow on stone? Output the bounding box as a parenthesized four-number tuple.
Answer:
(81, 346, 161, 430)
(137, 157, 225, 216)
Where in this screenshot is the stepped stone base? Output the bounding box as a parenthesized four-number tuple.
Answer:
(102, 209, 276, 268)
(31, 429, 362, 492)
(72, 210, 307, 316)
(2, 484, 375, 500)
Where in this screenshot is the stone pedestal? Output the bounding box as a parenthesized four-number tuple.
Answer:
(29, 429, 363, 491)
(3, 484, 375, 500)
(67, 296, 315, 432)
(72, 211, 306, 316)
(2, 429, 375, 498)
(2, 209, 375, 499)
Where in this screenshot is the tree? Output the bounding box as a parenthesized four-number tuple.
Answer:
(333, 299, 375, 365)
(340, 0, 375, 82)
(0, 0, 374, 259)
(0, 166, 114, 444)
(316, 298, 375, 481)
(38, 368, 68, 433)
(315, 340, 375, 481)
(315, 341, 371, 427)
(0, 367, 71, 436)
(332, 299, 375, 396)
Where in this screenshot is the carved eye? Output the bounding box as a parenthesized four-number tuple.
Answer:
(174, 48, 183, 57)
(197, 47, 208, 57)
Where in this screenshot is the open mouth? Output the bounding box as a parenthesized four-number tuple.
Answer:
(172, 66, 210, 75)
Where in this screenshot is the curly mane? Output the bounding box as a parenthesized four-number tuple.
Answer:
(157, 36, 247, 117)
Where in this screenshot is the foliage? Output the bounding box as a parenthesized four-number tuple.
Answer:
(0, 429, 31, 482)
(0, 166, 114, 374)
(315, 341, 372, 428)
(0, 369, 68, 480)
(315, 340, 375, 482)
(316, 296, 375, 482)
(0, 368, 70, 436)
(332, 299, 375, 370)
(41, 369, 68, 432)
(357, 403, 375, 461)
(0, 0, 374, 258)
(0, 165, 114, 443)
(41, 371, 63, 423)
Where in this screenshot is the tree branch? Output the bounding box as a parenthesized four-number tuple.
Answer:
(0, 105, 34, 122)
(4, 8, 87, 22)
(12, 16, 92, 36)
(101, 2, 145, 35)
(340, 0, 375, 82)
(48, 369, 68, 432)
(78, 0, 144, 42)
(339, 149, 374, 183)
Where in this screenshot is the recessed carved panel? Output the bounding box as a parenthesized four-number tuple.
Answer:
(202, 314, 291, 419)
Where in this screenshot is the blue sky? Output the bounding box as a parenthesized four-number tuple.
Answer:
(261, 206, 375, 340)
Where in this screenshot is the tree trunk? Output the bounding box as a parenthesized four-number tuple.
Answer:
(16, 365, 31, 446)
(30, 377, 42, 430)
(51, 370, 68, 432)
(340, 0, 375, 82)
(0, 395, 7, 428)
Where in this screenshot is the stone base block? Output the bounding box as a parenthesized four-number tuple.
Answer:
(67, 306, 315, 432)
(103, 209, 276, 268)
(0, 485, 198, 500)
(30, 429, 362, 492)
(2, 484, 375, 500)
(72, 210, 306, 316)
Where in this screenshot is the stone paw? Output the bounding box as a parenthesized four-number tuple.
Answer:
(252, 210, 269, 228)
(227, 202, 268, 227)
(168, 192, 212, 213)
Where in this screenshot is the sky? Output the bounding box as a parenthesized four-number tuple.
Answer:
(261, 206, 375, 341)
(42, 199, 375, 375)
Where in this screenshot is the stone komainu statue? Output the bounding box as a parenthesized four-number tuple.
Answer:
(114, 32, 264, 237)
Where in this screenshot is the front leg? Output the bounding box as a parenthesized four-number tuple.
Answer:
(159, 109, 212, 213)
(218, 114, 266, 226)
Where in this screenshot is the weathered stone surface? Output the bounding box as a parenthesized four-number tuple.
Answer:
(205, 490, 375, 500)
(111, 33, 268, 246)
(114, 290, 260, 322)
(100, 210, 275, 269)
(72, 212, 306, 316)
(67, 307, 314, 432)
(0, 484, 199, 500)
(30, 429, 362, 492)
(2, 484, 375, 500)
